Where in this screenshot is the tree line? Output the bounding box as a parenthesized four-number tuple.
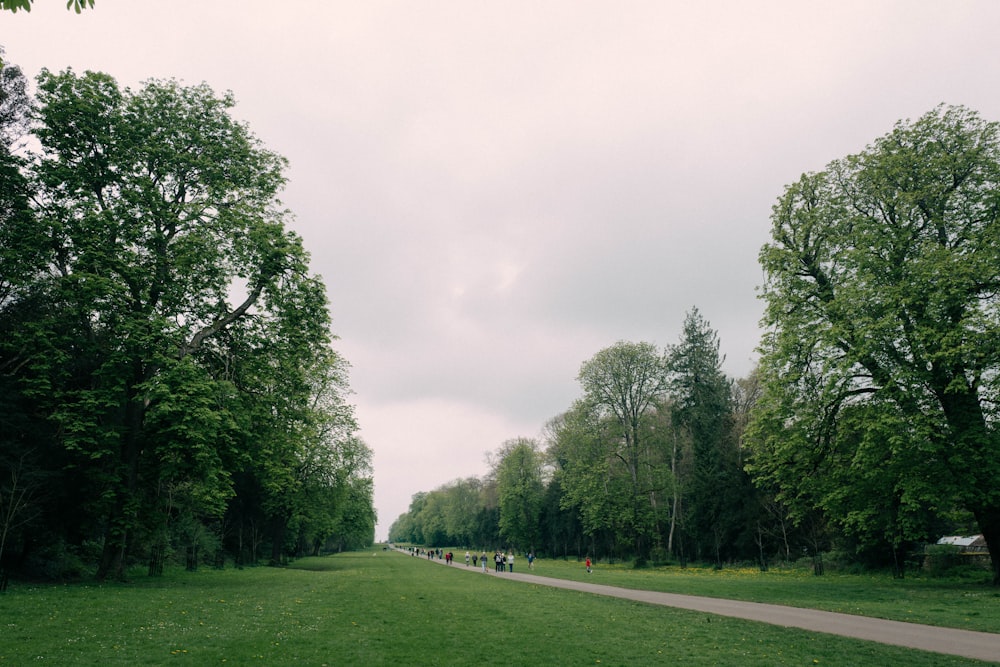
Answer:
(389, 312, 771, 569)
(392, 105, 1000, 585)
(0, 50, 375, 586)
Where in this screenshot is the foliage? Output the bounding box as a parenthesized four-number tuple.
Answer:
(387, 478, 500, 549)
(1, 0, 94, 13)
(493, 437, 545, 550)
(749, 104, 1000, 584)
(667, 308, 754, 565)
(392, 325, 817, 568)
(0, 60, 372, 582)
(572, 341, 672, 557)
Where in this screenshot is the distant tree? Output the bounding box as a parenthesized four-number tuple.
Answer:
(558, 341, 671, 559)
(388, 492, 427, 544)
(667, 309, 748, 565)
(441, 477, 482, 546)
(324, 476, 376, 552)
(750, 105, 1000, 584)
(494, 437, 545, 551)
(416, 490, 448, 547)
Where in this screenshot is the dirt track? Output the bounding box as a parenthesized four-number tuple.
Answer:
(410, 552, 1000, 663)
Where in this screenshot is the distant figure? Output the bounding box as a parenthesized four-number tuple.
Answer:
(472, 553, 478, 567)
(481, 552, 488, 572)
(507, 551, 514, 572)
(585, 557, 592, 574)
(465, 551, 471, 566)
(527, 552, 535, 569)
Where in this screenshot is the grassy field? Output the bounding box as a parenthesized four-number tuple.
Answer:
(0, 550, 995, 666)
(495, 554, 1000, 634)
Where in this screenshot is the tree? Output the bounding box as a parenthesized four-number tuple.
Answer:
(0, 46, 35, 311)
(13, 69, 322, 579)
(324, 476, 375, 553)
(667, 308, 748, 565)
(751, 105, 1000, 583)
(571, 341, 671, 558)
(0, 49, 51, 589)
(389, 493, 427, 545)
(493, 438, 545, 551)
(440, 477, 482, 547)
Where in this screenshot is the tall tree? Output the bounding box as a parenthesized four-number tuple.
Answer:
(0, 48, 50, 588)
(17, 69, 318, 579)
(440, 477, 482, 547)
(667, 309, 747, 564)
(0, 46, 36, 314)
(751, 105, 1000, 583)
(493, 437, 545, 551)
(573, 341, 671, 558)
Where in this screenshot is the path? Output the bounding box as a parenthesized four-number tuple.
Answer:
(401, 550, 1000, 662)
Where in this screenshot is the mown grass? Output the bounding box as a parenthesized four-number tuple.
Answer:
(514, 556, 1000, 634)
(0, 550, 994, 666)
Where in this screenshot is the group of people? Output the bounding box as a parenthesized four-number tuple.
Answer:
(453, 549, 531, 573)
(404, 546, 552, 573)
(492, 550, 514, 572)
(401, 545, 593, 574)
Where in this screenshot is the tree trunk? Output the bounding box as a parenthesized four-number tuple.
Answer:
(96, 372, 146, 581)
(973, 506, 1000, 586)
(937, 383, 1000, 585)
(270, 517, 287, 566)
(96, 517, 128, 581)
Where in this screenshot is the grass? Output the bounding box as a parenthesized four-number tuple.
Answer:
(0, 550, 994, 666)
(509, 556, 1000, 634)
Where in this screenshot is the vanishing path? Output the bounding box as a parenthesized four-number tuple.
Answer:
(403, 550, 1000, 663)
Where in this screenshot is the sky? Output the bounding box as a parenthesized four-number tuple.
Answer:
(5, 1, 1000, 541)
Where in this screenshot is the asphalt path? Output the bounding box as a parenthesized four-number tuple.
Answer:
(402, 550, 1000, 663)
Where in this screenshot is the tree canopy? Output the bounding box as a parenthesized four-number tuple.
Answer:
(749, 104, 1000, 583)
(1, 63, 372, 582)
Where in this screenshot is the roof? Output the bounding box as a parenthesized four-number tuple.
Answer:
(936, 535, 985, 547)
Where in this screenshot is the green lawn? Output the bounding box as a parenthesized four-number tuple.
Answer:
(0, 550, 995, 665)
(510, 556, 1000, 634)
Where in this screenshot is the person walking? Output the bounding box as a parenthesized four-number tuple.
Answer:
(465, 551, 470, 567)
(527, 552, 535, 570)
(507, 551, 514, 572)
(585, 556, 592, 574)
(481, 552, 488, 573)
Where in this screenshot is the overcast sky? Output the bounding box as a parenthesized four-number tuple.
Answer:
(5, 1, 1000, 541)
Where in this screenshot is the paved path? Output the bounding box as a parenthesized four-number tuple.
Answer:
(404, 551, 1000, 662)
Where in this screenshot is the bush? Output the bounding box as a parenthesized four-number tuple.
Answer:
(923, 544, 964, 576)
(20, 540, 93, 581)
